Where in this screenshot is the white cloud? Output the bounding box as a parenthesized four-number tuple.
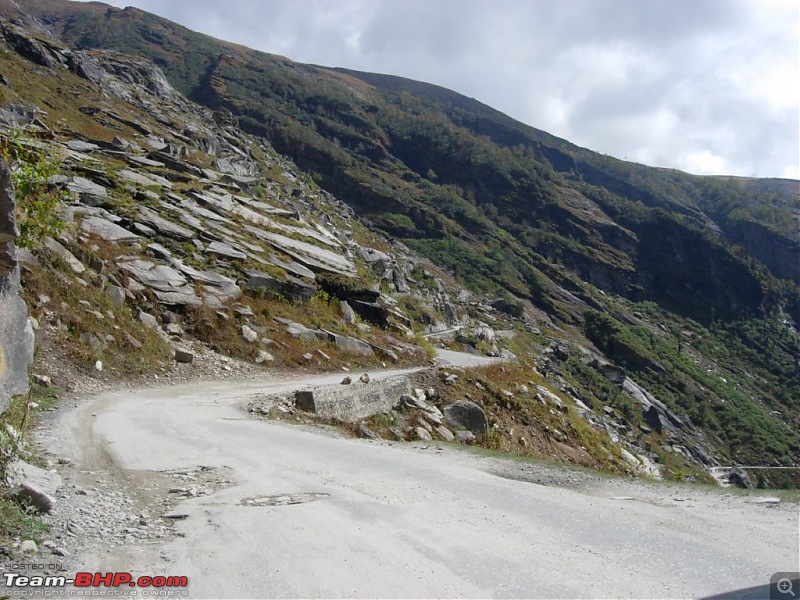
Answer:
(681, 150, 729, 175)
(77, 0, 799, 179)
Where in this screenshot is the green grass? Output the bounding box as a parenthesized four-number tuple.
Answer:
(0, 382, 62, 544)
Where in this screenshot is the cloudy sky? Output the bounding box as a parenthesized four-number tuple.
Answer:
(83, 0, 798, 178)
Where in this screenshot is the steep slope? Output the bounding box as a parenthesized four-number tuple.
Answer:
(1, 0, 798, 486)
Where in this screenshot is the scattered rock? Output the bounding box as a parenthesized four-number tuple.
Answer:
(436, 425, 455, 442)
(728, 468, 754, 489)
(66, 520, 85, 536)
(19, 540, 38, 554)
(166, 323, 184, 337)
(255, 350, 274, 364)
(415, 427, 433, 441)
(400, 393, 427, 411)
(106, 285, 126, 306)
(44, 238, 85, 274)
(389, 427, 407, 441)
(8, 460, 61, 514)
(356, 423, 378, 440)
(174, 348, 194, 364)
(443, 401, 489, 439)
(455, 430, 476, 444)
(359, 373, 371, 384)
(284, 321, 320, 341)
(752, 497, 781, 505)
(162, 511, 190, 520)
(32, 373, 52, 387)
(340, 300, 357, 325)
(341, 376, 352, 385)
(241, 325, 258, 343)
(138, 310, 160, 330)
(126, 333, 143, 349)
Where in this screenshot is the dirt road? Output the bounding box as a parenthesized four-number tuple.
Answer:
(38, 364, 799, 599)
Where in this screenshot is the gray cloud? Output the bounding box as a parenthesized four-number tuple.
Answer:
(83, 0, 799, 178)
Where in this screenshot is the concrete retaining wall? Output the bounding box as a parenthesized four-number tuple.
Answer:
(295, 376, 411, 422)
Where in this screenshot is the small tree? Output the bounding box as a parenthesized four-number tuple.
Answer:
(0, 130, 68, 248)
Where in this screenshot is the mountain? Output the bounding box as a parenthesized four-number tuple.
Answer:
(0, 0, 798, 486)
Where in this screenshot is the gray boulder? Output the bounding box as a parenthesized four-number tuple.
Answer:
(106, 285, 126, 306)
(415, 427, 433, 442)
(340, 300, 357, 325)
(728, 467, 754, 489)
(174, 349, 194, 364)
(8, 460, 61, 514)
(443, 401, 489, 439)
(455, 430, 477, 444)
(44, 238, 86, 274)
(356, 423, 379, 440)
(138, 310, 160, 330)
(241, 325, 258, 343)
(436, 425, 455, 442)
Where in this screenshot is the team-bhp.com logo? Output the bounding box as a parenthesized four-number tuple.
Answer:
(3, 571, 188, 597)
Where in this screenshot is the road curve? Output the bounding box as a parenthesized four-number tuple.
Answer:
(50, 363, 797, 599)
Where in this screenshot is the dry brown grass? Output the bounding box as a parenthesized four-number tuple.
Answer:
(434, 362, 635, 475)
(21, 251, 173, 377)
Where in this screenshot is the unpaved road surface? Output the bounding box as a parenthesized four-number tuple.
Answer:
(32, 364, 800, 599)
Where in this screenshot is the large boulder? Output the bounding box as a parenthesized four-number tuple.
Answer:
(443, 401, 489, 439)
(0, 159, 34, 412)
(7, 460, 61, 513)
(728, 467, 754, 489)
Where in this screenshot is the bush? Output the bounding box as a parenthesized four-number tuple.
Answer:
(0, 130, 69, 248)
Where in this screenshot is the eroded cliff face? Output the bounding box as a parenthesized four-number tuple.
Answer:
(0, 158, 34, 410)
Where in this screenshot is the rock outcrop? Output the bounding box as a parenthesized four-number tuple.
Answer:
(0, 159, 34, 411)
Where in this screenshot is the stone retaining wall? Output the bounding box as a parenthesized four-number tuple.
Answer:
(295, 376, 411, 422)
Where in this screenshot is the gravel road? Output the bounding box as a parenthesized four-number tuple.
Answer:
(31, 362, 800, 599)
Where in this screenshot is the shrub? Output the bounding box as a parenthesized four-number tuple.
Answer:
(0, 130, 69, 248)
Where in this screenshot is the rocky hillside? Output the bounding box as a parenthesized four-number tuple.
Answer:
(0, 1, 798, 487)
